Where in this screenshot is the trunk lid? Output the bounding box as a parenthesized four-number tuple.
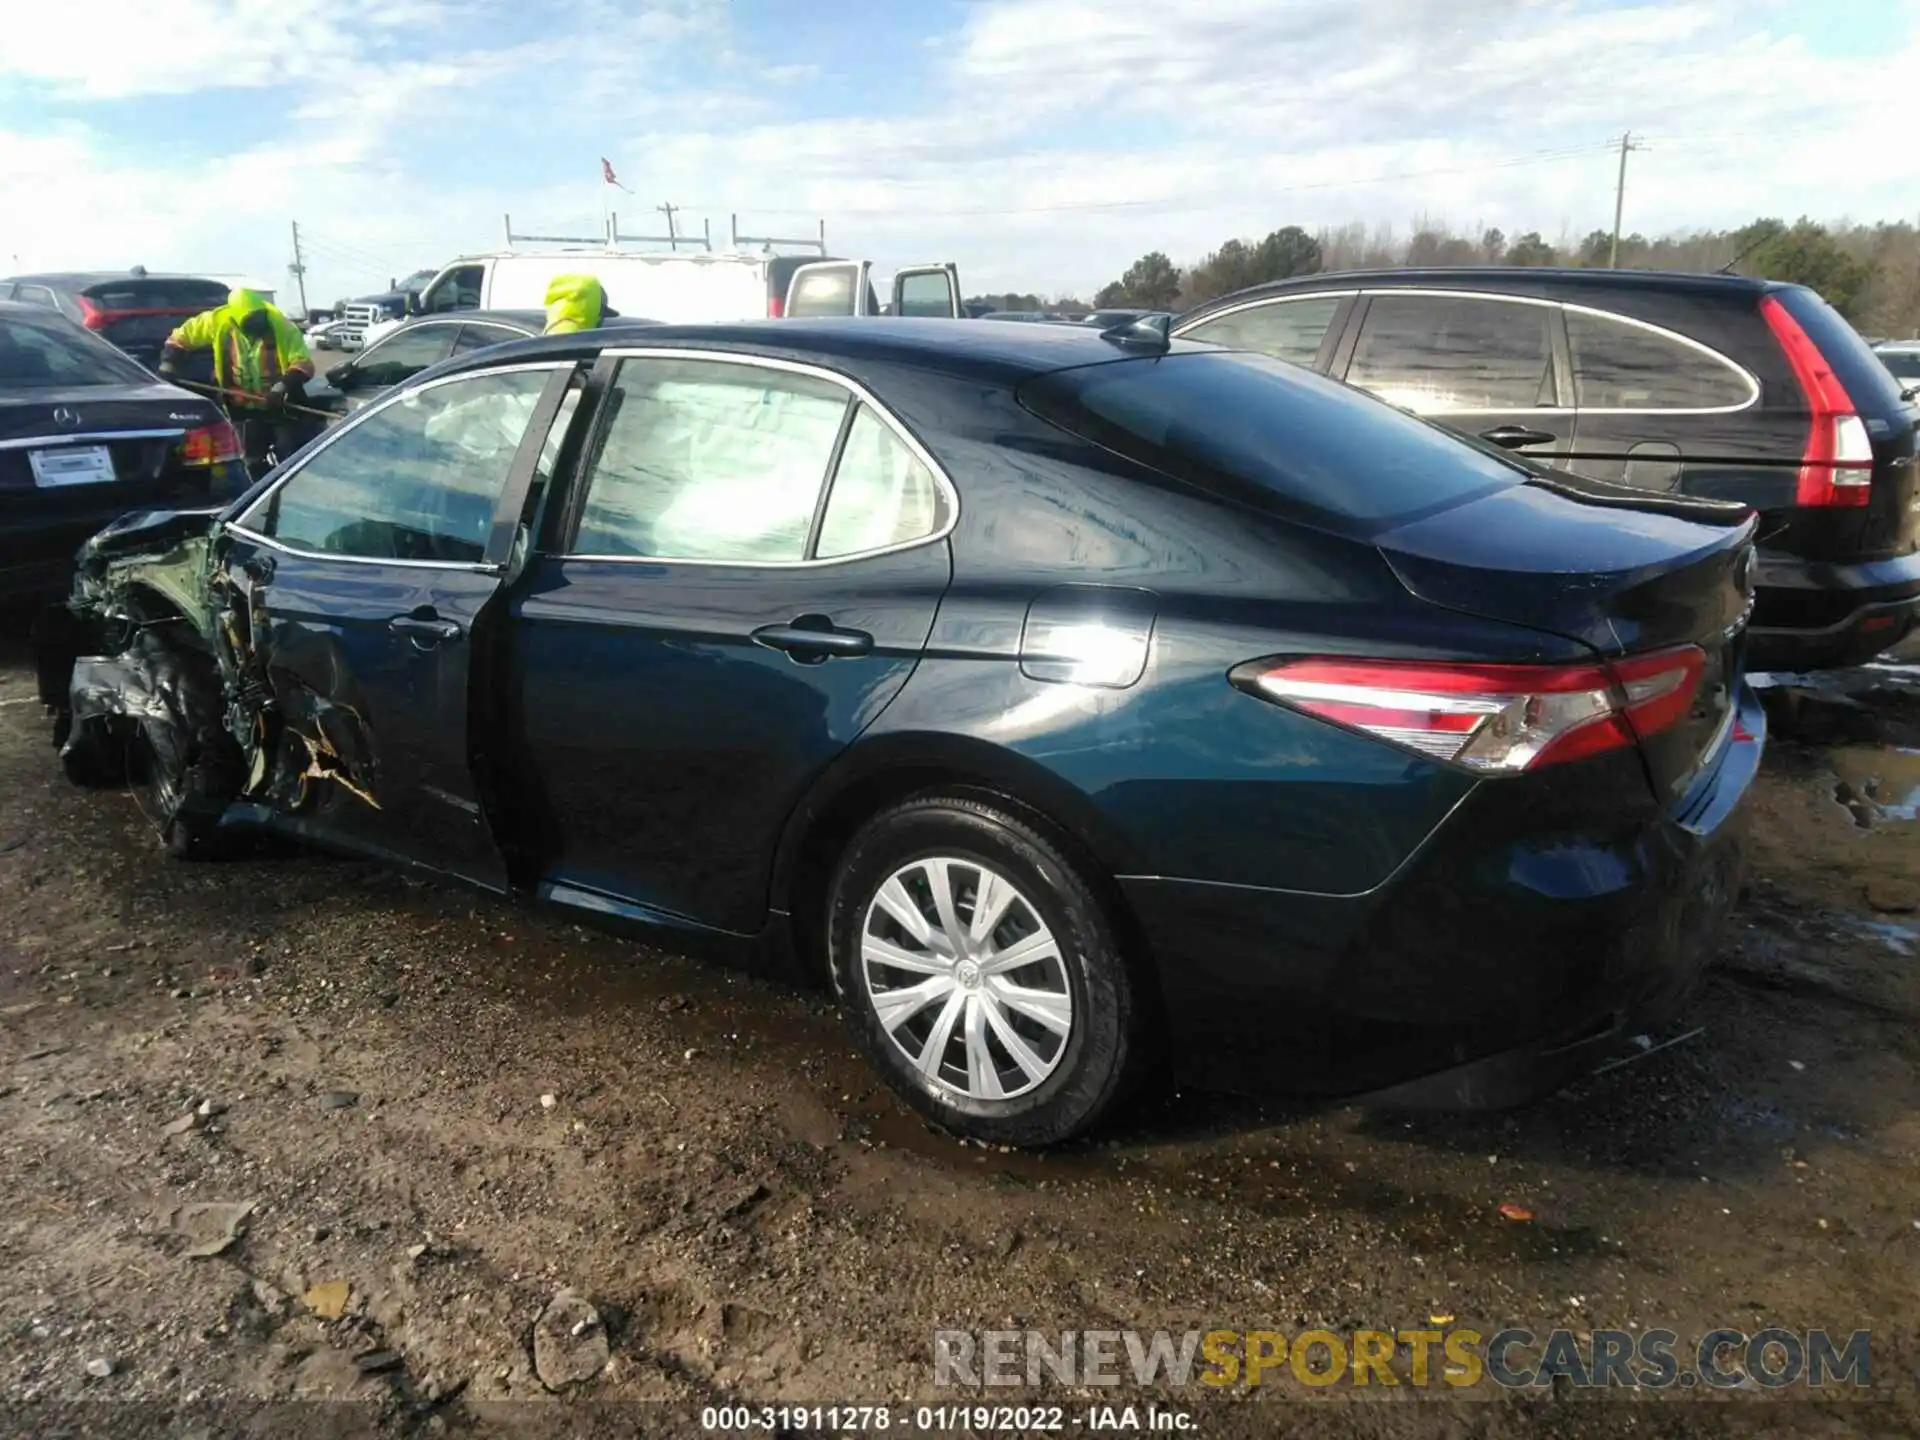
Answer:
(1377, 472, 1756, 803)
(0, 383, 226, 568)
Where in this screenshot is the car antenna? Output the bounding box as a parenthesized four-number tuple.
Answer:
(1716, 233, 1771, 276)
(1099, 313, 1171, 353)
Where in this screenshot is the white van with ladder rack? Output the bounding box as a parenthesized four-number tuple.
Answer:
(360, 213, 962, 345)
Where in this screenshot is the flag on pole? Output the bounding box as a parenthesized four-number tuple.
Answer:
(601, 157, 631, 193)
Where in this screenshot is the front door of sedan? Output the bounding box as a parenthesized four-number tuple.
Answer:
(222, 361, 576, 887)
(1337, 291, 1574, 465)
(510, 351, 954, 934)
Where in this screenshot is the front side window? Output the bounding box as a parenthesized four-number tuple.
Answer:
(1181, 295, 1343, 367)
(351, 325, 456, 388)
(572, 358, 849, 561)
(1346, 293, 1555, 412)
(815, 405, 946, 558)
(424, 265, 484, 314)
(248, 367, 554, 563)
(1566, 309, 1755, 409)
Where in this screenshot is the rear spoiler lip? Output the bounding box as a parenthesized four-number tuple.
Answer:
(1522, 472, 1757, 531)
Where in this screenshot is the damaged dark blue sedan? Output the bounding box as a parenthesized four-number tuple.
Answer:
(35, 318, 1764, 1145)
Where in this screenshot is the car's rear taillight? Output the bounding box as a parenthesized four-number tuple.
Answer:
(1761, 293, 1872, 508)
(178, 420, 242, 467)
(74, 295, 112, 332)
(1238, 646, 1706, 774)
(768, 294, 786, 318)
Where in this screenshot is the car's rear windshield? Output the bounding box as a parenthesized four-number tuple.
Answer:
(1774, 285, 1912, 418)
(0, 313, 150, 386)
(80, 277, 228, 310)
(1019, 350, 1521, 534)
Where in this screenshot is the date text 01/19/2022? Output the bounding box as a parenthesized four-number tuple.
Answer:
(698, 1404, 1197, 1431)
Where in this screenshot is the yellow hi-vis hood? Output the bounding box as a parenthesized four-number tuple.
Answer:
(543, 274, 605, 334)
(225, 287, 272, 320)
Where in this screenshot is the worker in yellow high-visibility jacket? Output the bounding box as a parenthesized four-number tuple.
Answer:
(542, 274, 608, 334)
(159, 288, 317, 475)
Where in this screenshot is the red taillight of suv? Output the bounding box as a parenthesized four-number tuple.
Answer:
(1239, 646, 1706, 774)
(1761, 293, 1873, 508)
(178, 420, 242, 467)
(767, 294, 786, 318)
(73, 295, 113, 332)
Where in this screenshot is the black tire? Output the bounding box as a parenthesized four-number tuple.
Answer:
(130, 714, 228, 861)
(826, 792, 1144, 1147)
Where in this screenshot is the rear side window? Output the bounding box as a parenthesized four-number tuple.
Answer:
(1346, 294, 1555, 411)
(1565, 309, 1753, 410)
(1180, 295, 1342, 366)
(1021, 351, 1520, 533)
(81, 278, 228, 310)
(572, 358, 849, 561)
(1775, 286, 1911, 418)
(0, 314, 148, 386)
(815, 405, 946, 557)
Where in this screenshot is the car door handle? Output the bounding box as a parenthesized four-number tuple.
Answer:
(751, 619, 874, 660)
(1479, 424, 1559, 450)
(389, 614, 463, 642)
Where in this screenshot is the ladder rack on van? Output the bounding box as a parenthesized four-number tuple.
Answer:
(499, 213, 830, 256)
(729, 215, 828, 256)
(500, 213, 714, 253)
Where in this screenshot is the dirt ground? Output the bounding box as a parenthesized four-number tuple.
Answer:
(1, 624, 1917, 1440)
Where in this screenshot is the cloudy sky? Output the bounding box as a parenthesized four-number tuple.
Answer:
(2, 0, 1917, 307)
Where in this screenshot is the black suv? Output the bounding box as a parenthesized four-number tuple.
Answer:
(1176, 269, 1920, 670)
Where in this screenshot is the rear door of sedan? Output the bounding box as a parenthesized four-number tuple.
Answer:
(508, 347, 956, 935)
(1333, 290, 1574, 464)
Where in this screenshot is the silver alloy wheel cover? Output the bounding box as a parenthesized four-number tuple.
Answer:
(859, 856, 1073, 1102)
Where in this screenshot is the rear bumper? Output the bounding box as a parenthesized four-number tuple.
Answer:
(1124, 685, 1764, 1106)
(1748, 548, 1920, 670)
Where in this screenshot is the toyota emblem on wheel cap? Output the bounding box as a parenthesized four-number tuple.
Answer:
(52, 406, 80, 429)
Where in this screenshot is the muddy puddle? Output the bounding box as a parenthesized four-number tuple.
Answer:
(1826, 744, 1920, 826)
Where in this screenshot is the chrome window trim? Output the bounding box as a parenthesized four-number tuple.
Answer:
(230, 359, 575, 556)
(1556, 298, 1759, 415)
(1171, 289, 1359, 338)
(1178, 286, 1761, 417)
(220, 523, 499, 573)
(559, 346, 959, 570)
(0, 427, 186, 451)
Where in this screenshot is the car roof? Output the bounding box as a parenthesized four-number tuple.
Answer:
(426, 316, 1210, 387)
(1182, 266, 1787, 317)
(4, 271, 224, 289)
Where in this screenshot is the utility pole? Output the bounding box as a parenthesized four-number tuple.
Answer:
(288, 220, 310, 318)
(658, 202, 680, 251)
(1608, 132, 1644, 269)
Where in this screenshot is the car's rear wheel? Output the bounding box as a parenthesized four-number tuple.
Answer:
(827, 793, 1143, 1147)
